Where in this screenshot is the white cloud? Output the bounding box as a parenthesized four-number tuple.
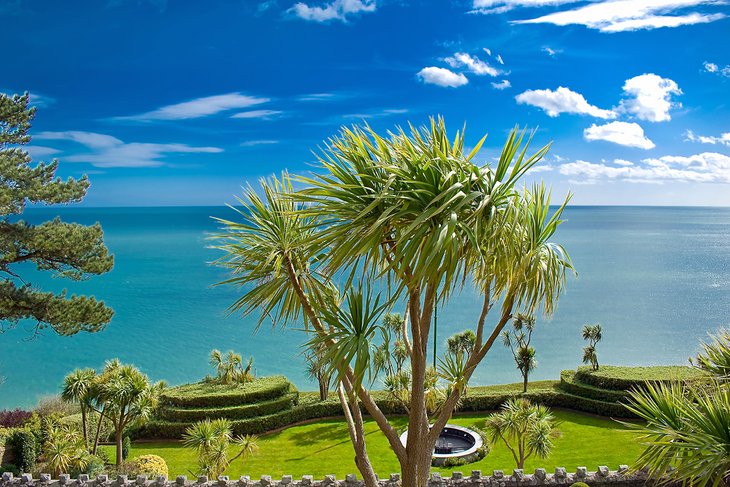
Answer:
(290, 0, 375, 22)
(618, 73, 681, 122)
(471, 0, 576, 14)
(445, 52, 500, 76)
(298, 93, 337, 101)
(231, 110, 283, 119)
(240, 140, 279, 147)
(35, 131, 222, 168)
(542, 46, 560, 57)
(25, 146, 61, 159)
(491, 79, 512, 90)
(685, 130, 730, 146)
(116, 93, 269, 121)
(703, 61, 730, 78)
(515, 86, 617, 118)
(584, 121, 656, 149)
(496, 54, 504, 65)
(614, 158, 634, 166)
(343, 108, 408, 119)
(417, 67, 469, 88)
(558, 152, 730, 184)
(515, 0, 726, 33)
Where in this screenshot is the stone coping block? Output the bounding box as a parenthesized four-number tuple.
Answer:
(0, 468, 655, 487)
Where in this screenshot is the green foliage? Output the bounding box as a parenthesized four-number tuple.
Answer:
(558, 370, 629, 402)
(183, 419, 258, 479)
(131, 454, 168, 478)
(122, 436, 131, 461)
(446, 330, 476, 356)
(40, 422, 91, 476)
(0, 92, 114, 337)
(484, 398, 557, 469)
(157, 393, 298, 422)
(160, 376, 293, 408)
(0, 463, 20, 476)
(691, 328, 730, 378)
(570, 483, 590, 487)
(7, 429, 37, 472)
(574, 365, 706, 391)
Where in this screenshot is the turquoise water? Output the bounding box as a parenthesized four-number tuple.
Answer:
(1, 206, 730, 408)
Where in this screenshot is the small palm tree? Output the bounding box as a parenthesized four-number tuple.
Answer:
(502, 314, 537, 392)
(582, 323, 602, 370)
(183, 418, 258, 479)
(446, 330, 477, 357)
(691, 328, 730, 379)
(484, 398, 556, 469)
(210, 349, 254, 384)
(61, 368, 97, 449)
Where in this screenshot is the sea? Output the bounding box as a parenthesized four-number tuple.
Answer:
(1, 206, 729, 409)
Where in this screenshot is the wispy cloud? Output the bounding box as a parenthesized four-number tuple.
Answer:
(559, 152, 730, 184)
(515, 86, 617, 118)
(618, 73, 681, 122)
(240, 140, 280, 147)
(115, 93, 269, 121)
(25, 145, 61, 159)
(289, 0, 376, 22)
(298, 93, 338, 101)
(417, 67, 469, 88)
(542, 46, 561, 57)
(342, 108, 408, 119)
(471, 0, 576, 15)
(231, 110, 283, 119)
(444, 52, 500, 77)
(35, 131, 222, 168)
(513, 0, 726, 33)
(491, 79, 512, 90)
(584, 121, 655, 149)
(685, 130, 730, 146)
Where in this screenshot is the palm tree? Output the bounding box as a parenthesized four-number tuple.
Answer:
(100, 362, 164, 466)
(502, 314, 538, 392)
(582, 324, 602, 370)
(183, 419, 258, 479)
(447, 330, 477, 357)
(625, 329, 730, 487)
(61, 368, 97, 449)
(484, 398, 556, 469)
(214, 118, 573, 487)
(209, 349, 254, 384)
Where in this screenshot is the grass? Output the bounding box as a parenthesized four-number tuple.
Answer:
(110, 409, 642, 478)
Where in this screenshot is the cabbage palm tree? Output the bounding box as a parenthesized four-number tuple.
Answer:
(485, 397, 556, 469)
(183, 418, 258, 479)
(215, 118, 573, 487)
(582, 323, 602, 370)
(42, 423, 91, 477)
(61, 368, 97, 449)
(502, 314, 537, 393)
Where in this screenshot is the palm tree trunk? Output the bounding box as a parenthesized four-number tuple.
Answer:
(523, 373, 528, 393)
(115, 427, 124, 466)
(81, 406, 88, 450)
(91, 409, 107, 455)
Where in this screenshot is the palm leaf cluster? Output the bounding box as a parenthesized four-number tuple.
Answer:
(626, 328, 730, 487)
(209, 349, 254, 385)
(581, 323, 602, 370)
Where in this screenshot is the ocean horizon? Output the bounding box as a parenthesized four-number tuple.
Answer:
(1, 205, 729, 409)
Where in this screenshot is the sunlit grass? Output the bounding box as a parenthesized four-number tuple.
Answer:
(109, 409, 642, 478)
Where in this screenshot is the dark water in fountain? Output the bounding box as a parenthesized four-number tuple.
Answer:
(434, 427, 475, 454)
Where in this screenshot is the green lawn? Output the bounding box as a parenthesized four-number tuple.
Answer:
(111, 410, 643, 478)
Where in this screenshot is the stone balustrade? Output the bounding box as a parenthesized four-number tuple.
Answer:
(0, 467, 655, 487)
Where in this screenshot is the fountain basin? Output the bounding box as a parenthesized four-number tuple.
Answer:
(399, 424, 484, 466)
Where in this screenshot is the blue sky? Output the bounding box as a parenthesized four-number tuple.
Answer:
(2, 0, 729, 206)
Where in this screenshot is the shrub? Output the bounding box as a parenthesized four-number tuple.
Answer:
(35, 396, 76, 418)
(6, 430, 37, 472)
(122, 437, 131, 461)
(0, 464, 20, 476)
(157, 393, 298, 422)
(0, 410, 33, 428)
(574, 365, 706, 391)
(131, 455, 168, 478)
(570, 483, 590, 487)
(558, 370, 629, 402)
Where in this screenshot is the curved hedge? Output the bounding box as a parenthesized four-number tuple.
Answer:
(157, 392, 299, 422)
(558, 370, 629, 402)
(160, 376, 294, 408)
(574, 365, 705, 391)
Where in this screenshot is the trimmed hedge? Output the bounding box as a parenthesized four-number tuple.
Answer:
(137, 381, 636, 439)
(574, 365, 706, 391)
(157, 392, 299, 422)
(159, 376, 294, 408)
(558, 370, 629, 402)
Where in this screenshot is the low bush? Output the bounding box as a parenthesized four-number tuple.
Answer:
(157, 393, 298, 422)
(574, 365, 706, 391)
(160, 376, 293, 408)
(0, 464, 20, 476)
(570, 483, 590, 487)
(131, 455, 169, 478)
(6, 430, 37, 472)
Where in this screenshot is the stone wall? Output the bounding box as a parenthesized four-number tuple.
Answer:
(0, 467, 656, 487)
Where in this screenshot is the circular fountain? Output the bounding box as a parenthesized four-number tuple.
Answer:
(399, 424, 483, 466)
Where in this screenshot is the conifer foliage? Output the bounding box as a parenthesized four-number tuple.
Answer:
(0, 92, 114, 337)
